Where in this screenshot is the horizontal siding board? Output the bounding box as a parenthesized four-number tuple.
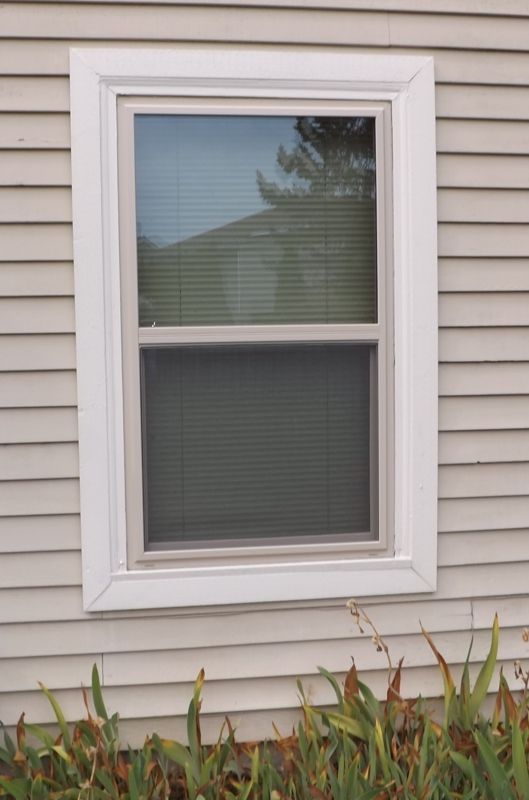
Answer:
(0, 114, 70, 149)
(0, 372, 76, 407)
(0, 7, 527, 52)
(438, 529, 529, 567)
(439, 225, 529, 258)
(439, 363, 529, 396)
(0, 334, 76, 371)
(7, 1, 529, 15)
(439, 259, 529, 292)
(0, 587, 88, 623)
(0, 550, 81, 589)
(0, 77, 69, 112)
(0, 442, 79, 480)
(0, 478, 79, 516)
(0, 40, 73, 75)
(101, 627, 529, 689)
(436, 84, 529, 121)
(440, 396, 529, 431)
(473, 597, 529, 629)
(437, 120, 529, 156)
(438, 463, 529, 499)
(0, 298, 75, 333)
(0, 224, 72, 262)
(0, 408, 78, 443)
(439, 328, 529, 362)
(0, 263, 74, 296)
(0, 514, 80, 554)
(2, 654, 102, 693)
(439, 430, 529, 465)
(436, 562, 529, 597)
(439, 496, 529, 532)
(438, 189, 529, 224)
(440, 292, 529, 326)
(404, 47, 529, 85)
(2, 637, 439, 691)
(437, 155, 529, 189)
(0, 599, 472, 658)
(388, 12, 529, 51)
(0, 5, 390, 44)
(0, 151, 71, 186)
(0, 187, 71, 223)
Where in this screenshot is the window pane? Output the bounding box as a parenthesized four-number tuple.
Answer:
(135, 115, 376, 326)
(141, 343, 375, 547)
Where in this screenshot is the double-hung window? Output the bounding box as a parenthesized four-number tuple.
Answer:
(70, 48, 438, 611)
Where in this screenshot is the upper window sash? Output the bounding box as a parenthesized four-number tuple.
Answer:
(118, 97, 391, 346)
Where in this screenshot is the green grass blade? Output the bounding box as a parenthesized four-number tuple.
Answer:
(38, 682, 71, 750)
(511, 720, 529, 798)
(475, 730, 515, 800)
(91, 664, 109, 721)
(0, 778, 30, 800)
(312, 709, 368, 741)
(468, 615, 499, 721)
(317, 667, 344, 710)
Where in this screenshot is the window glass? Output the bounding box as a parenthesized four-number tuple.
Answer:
(135, 115, 377, 326)
(142, 343, 374, 547)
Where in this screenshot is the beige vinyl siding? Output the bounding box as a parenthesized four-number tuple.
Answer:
(1, 1, 529, 747)
(0, 152, 71, 186)
(0, 335, 76, 371)
(0, 372, 77, 406)
(0, 443, 79, 480)
(0, 408, 78, 443)
(439, 430, 529, 464)
(0, 263, 74, 295)
(0, 515, 81, 553)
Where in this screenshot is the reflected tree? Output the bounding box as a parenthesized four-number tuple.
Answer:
(254, 116, 377, 323)
(256, 116, 375, 204)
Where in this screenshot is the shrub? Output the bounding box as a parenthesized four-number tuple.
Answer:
(1, 612, 529, 799)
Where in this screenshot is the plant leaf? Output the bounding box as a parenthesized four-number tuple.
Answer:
(511, 719, 529, 798)
(91, 664, 109, 721)
(468, 614, 499, 721)
(38, 682, 71, 750)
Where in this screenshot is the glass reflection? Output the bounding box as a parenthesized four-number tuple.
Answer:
(135, 115, 376, 326)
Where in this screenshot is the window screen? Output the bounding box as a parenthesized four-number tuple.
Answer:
(142, 343, 373, 546)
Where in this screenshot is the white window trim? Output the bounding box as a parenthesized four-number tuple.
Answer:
(70, 47, 438, 612)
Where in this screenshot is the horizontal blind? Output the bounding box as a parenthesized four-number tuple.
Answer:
(142, 343, 374, 547)
(135, 115, 376, 326)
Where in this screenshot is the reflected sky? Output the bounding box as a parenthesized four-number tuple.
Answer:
(135, 115, 299, 246)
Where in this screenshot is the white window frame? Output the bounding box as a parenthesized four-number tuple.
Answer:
(70, 47, 438, 612)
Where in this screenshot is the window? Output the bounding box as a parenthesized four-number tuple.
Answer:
(70, 48, 438, 611)
(121, 106, 389, 565)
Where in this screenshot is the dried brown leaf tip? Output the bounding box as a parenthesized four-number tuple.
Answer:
(344, 660, 360, 700)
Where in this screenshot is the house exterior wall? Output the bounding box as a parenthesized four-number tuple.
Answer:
(1, 0, 529, 745)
